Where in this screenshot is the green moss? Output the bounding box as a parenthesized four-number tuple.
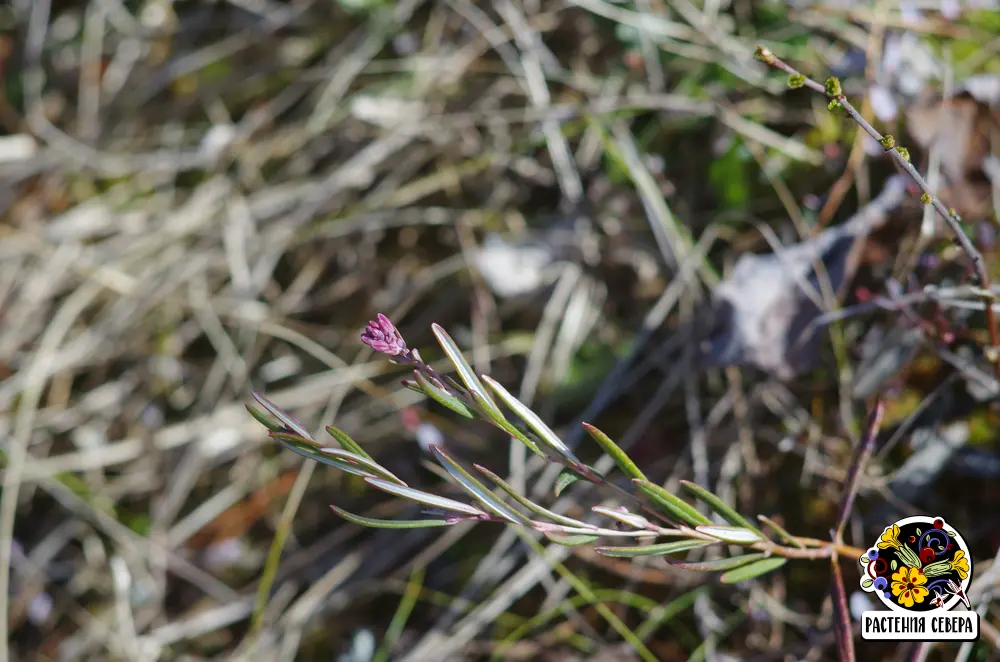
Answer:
(708, 137, 752, 210)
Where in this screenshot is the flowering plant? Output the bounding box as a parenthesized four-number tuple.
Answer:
(248, 314, 886, 611)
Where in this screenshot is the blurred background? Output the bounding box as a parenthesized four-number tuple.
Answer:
(3, 0, 1000, 660)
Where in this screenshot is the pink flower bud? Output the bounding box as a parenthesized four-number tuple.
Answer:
(361, 313, 408, 356)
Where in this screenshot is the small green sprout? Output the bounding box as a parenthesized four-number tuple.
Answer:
(825, 76, 842, 97)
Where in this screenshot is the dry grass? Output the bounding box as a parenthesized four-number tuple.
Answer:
(2, 1, 1000, 661)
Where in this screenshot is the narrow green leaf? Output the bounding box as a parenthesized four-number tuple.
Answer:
(591, 506, 651, 530)
(695, 526, 763, 544)
(582, 423, 646, 481)
(251, 392, 313, 440)
(758, 515, 806, 548)
(363, 477, 487, 517)
(720, 557, 787, 584)
(555, 468, 581, 497)
(475, 464, 585, 527)
(429, 446, 528, 523)
(430, 324, 502, 416)
(319, 448, 406, 486)
(667, 553, 767, 572)
(331, 505, 454, 529)
(680, 481, 763, 536)
(467, 390, 543, 456)
(633, 479, 712, 527)
(246, 404, 283, 432)
(595, 540, 715, 558)
(324, 424, 375, 462)
(271, 432, 379, 479)
(412, 370, 476, 419)
(541, 530, 601, 546)
(481, 375, 583, 465)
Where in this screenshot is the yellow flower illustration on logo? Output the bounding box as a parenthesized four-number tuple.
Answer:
(878, 524, 902, 550)
(891, 566, 929, 608)
(950, 550, 970, 580)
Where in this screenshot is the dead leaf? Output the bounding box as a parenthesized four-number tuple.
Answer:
(904, 75, 1000, 221)
(701, 176, 908, 379)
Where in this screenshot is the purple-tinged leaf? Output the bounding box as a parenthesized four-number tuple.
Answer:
(474, 465, 585, 527)
(429, 446, 527, 523)
(363, 477, 487, 517)
(319, 448, 406, 486)
(251, 391, 313, 440)
(270, 432, 380, 478)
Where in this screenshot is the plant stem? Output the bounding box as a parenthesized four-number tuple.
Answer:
(755, 46, 1000, 379)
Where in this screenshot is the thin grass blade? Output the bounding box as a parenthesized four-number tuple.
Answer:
(413, 370, 476, 419)
(582, 423, 646, 481)
(331, 505, 454, 529)
(363, 477, 487, 517)
(680, 481, 763, 536)
(633, 480, 711, 527)
(720, 557, 788, 584)
(430, 446, 527, 523)
(667, 553, 767, 572)
(595, 540, 715, 558)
